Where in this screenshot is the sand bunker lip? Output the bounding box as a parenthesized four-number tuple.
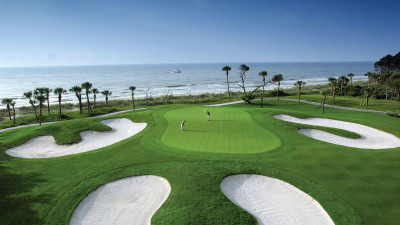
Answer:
(5, 118, 147, 158)
(69, 175, 171, 225)
(221, 174, 334, 225)
(273, 114, 400, 149)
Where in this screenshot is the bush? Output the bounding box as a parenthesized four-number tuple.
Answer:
(345, 85, 363, 97)
(265, 90, 289, 97)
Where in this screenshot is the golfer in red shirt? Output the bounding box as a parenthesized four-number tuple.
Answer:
(181, 120, 185, 131)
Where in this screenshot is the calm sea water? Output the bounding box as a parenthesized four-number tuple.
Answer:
(0, 62, 373, 109)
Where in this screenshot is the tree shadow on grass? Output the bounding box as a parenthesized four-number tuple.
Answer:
(209, 120, 232, 122)
(183, 130, 209, 132)
(0, 163, 49, 225)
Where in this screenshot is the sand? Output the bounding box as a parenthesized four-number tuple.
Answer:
(273, 114, 400, 149)
(221, 174, 334, 225)
(5, 118, 147, 158)
(206, 100, 244, 106)
(69, 175, 171, 225)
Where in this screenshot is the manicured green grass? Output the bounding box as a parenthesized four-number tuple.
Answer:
(161, 106, 280, 154)
(1, 101, 400, 225)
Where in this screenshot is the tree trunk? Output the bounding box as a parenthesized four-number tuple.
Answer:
(86, 92, 91, 115)
(12, 106, 15, 124)
(58, 96, 62, 118)
(78, 97, 82, 114)
(131, 92, 135, 110)
(333, 87, 336, 104)
(261, 83, 264, 108)
(298, 87, 301, 102)
(322, 97, 326, 112)
(31, 101, 38, 121)
(94, 95, 97, 108)
(106, 96, 108, 105)
(340, 83, 343, 96)
(47, 94, 50, 114)
(39, 103, 42, 125)
(226, 72, 230, 102)
(7, 105, 11, 120)
(277, 83, 280, 100)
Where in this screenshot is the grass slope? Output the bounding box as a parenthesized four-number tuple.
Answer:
(1, 101, 400, 225)
(161, 106, 280, 154)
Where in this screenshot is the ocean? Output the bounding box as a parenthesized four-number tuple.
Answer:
(0, 62, 373, 109)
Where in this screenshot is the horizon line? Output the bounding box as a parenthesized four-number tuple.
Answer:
(0, 60, 375, 69)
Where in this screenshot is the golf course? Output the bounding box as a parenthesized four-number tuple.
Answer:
(1, 99, 400, 224)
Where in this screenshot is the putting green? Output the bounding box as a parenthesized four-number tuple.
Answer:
(161, 107, 281, 154)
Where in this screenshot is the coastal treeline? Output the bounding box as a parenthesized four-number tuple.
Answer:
(324, 52, 400, 107)
(2, 53, 400, 125)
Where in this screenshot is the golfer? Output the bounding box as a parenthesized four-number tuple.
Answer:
(181, 120, 185, 131)
(207, 111, 210, 121)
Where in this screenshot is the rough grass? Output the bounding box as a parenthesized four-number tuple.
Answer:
(1, 101, 400, 225)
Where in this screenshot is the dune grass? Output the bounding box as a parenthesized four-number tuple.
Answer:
(1, 100, 400, 224)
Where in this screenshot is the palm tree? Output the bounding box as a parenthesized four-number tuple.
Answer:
(361, 87, 374, 109)
(1, 98, 13, 120)
(102, 90, 112, 106)
(34, 89, 47, 125)
(70, 86, 83, 114)
(129, 86, 136, 110)
(91, 88, 99, 108)
(54, 88, 66, 118)
(347, 73, 355, 85)
(330, 79, 338, 104)
(338, 76, 350, 96)
(23, 91, 38, 121)
(321, 90, 328, 113)
(365, 72, 373, 85)
(81, 82, 93, 115)
(258, 71, 268, 107)
(43, 88, 52, 114)
(294, 80, 306, 102)
(271, 74, 283, 100)
(222, 66, 232, 101)
(328, 77, 337, 96)
(10, 101, 16, 124)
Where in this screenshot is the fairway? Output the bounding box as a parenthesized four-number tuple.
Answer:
(161, 106, 281, 154)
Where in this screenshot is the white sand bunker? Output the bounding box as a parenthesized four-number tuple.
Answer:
(6, 118, 147, 158)
(221, 174, 334, 225)
(69, 175, 171, 225)
(273, 114, 400, 149)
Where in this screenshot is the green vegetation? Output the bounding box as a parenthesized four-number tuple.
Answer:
(161, 106, 280, 153)
(1, 100, 400, 224)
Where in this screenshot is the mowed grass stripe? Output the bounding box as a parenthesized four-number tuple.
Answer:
(161, 106, 281, 153)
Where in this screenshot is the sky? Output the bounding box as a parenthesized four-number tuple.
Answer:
(0, 0, 399, 67)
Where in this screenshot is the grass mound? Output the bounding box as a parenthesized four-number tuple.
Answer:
(161, 107, 281, 154)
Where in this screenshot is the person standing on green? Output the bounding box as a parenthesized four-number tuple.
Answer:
(207, 111, 210, 121)
(181, 120, 185, 131)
